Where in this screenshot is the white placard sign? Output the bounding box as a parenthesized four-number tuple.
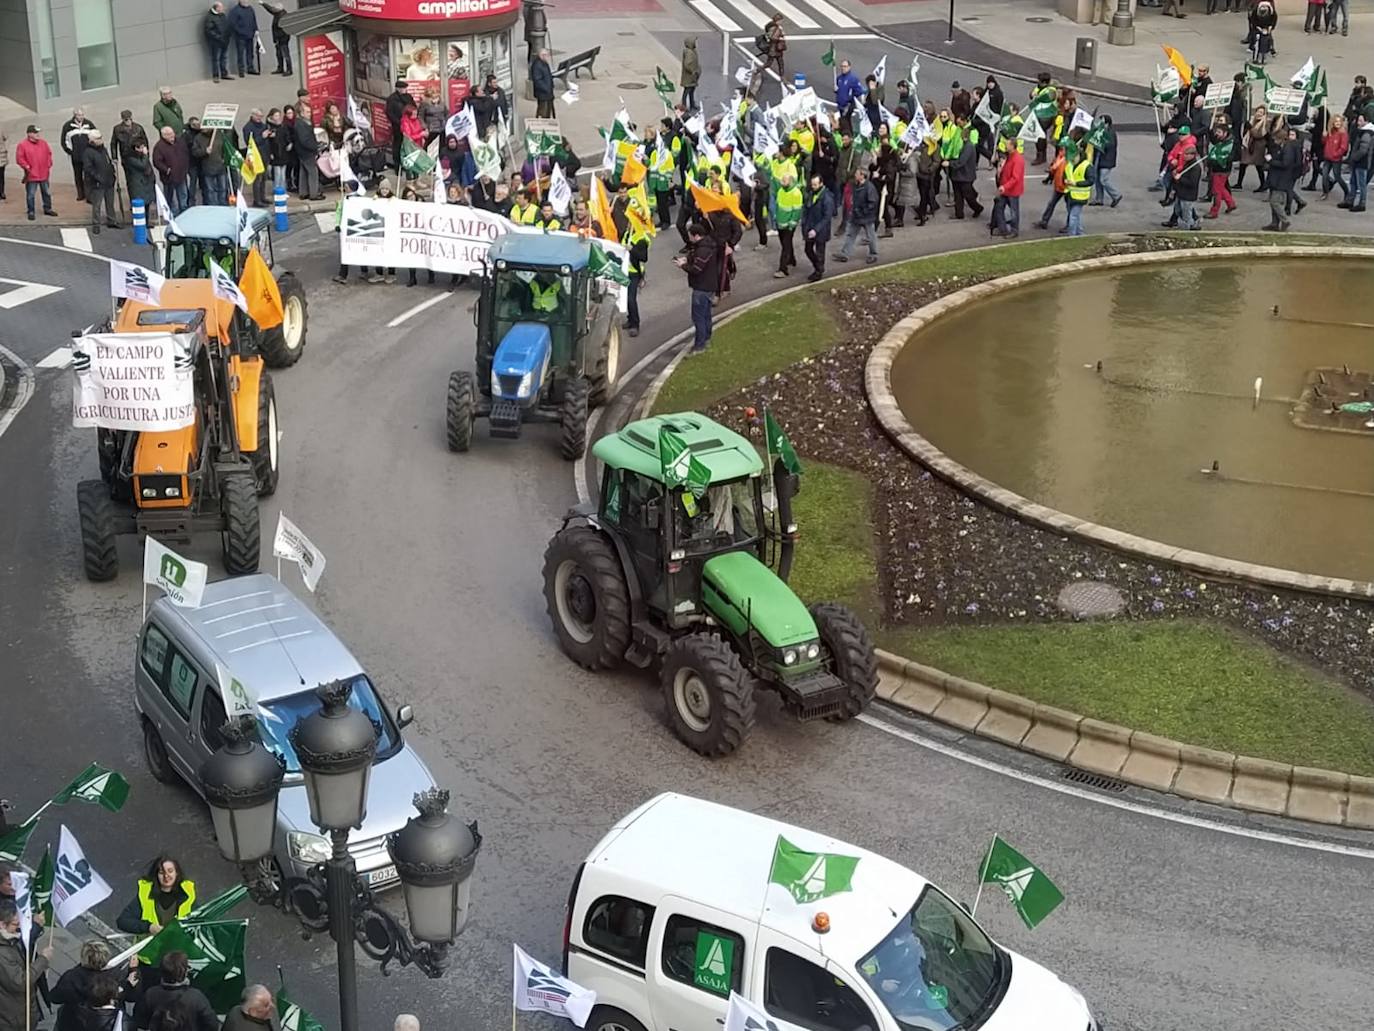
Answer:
(202, 103, 240, 130)
(339, 196, 514, 276)
(1264, 86, 1306, 115)
(71, 332, 195, 432)
(1203, 81, 1236, 110)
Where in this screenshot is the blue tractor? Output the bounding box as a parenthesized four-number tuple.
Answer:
(446, 234, 622, 460)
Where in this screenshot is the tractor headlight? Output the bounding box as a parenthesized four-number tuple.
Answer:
(515, 371, 534, 398)
(805, 642, 820, 660)
(142, 487, 156, 498)
(163, 486, 181, 498)
(783, 648, 798, 666)
(491, 369, 502, 395)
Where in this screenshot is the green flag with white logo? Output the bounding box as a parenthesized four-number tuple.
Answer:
(654, 66, 675, 106)
(820, 41, 836, 68)
(588, 241, 629, 286)
(185, 883, 249, 924)
(764, 409, 802, 476)
(30, 847, 55, 925)
(52, 762, 130, 812)
(977, 835, 1063, 930)
(0, 817, 37, 863)
(768, 835, 860, 904)
(276, 978, 326, 1031)
(658, 427, 711, 501)
(140, 920, 248, 1015)
(692, 930, 734, 996)
(400, 136, 435, 176)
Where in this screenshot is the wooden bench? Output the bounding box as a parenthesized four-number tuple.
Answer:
(554, 46, 601, 82)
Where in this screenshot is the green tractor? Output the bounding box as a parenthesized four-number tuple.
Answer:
(161, 205, 308, 368)
(542, 412, 878, 756)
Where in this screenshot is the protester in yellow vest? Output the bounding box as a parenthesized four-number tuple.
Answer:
(510, 190, 539, 224)
(115, 856, 196, 934)
(527, 272, 563, 315)
(1062, 142, 1093, 237)
(534, 200, 562, 230)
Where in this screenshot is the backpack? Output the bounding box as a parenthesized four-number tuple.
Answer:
(754, 32, 769, 53)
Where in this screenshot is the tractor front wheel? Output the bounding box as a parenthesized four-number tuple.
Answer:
(77, 479, 118, 581)
(259, 272, 308, 368)
(660, 634, 755, 757)
(251, 372, 280, 497)
(588, 320, 621, 408)
(542, 526, 631, 670)
(811, 602, 879, 721)
(221, 473, 261, 575)
(560, 376, 589, 460)
(446, 371, 475, 453)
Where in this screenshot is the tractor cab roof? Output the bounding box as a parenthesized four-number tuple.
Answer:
(594, 412, 764, 486)
(115, 279, 238, 341)
(169, 205, 270, 246)
(488, 232, 590, 272)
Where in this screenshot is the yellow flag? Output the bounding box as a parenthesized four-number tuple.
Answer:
(589, 175, 617, 241)
(689, 181, 749, 225)
(1160, 45, 1192, 86)
(241, 136, 267, 185)
(238, 246, 284, 329)
(627, 181, 656, 237)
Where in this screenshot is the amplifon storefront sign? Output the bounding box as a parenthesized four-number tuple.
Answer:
(339, 0, 519, 18)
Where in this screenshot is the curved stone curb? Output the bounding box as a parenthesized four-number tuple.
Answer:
(876, 649, 1374, 829)
(864, 245, 1374, 600)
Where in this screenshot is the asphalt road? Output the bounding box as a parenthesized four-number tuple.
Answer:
(3, 127, 1374, 1031)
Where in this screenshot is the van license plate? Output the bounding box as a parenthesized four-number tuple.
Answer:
(365, 865, 396, 886)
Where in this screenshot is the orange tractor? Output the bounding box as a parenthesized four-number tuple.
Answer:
(76, 279, 278, 580)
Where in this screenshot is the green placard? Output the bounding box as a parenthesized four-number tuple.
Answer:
(693, 931, 734, 996)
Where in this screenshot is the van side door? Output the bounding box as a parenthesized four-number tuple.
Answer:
(748, 927, 890, 1031)
(647, 896, 754, 1031)
(137, 623, 203, 784)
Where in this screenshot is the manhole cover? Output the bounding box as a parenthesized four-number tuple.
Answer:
(617, 82, 648, 90)
(1056, 581, 1127, 618)
(616, 31, 635, 36)
(1026, 16, 1052, 22)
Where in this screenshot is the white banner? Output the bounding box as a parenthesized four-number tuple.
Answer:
(513, 944, 596, 1027)
(339, 196, 513, 276)
(143, 536, 208, 608)
(53, 825, 112, 927)
(109, 260, 165, 305)
(273, 512, 326, 592)
(72, 332, 196, 432)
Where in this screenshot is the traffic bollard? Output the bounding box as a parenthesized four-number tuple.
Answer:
(794, 72, 807, 90)
(131, 198, 147, 245)
(274, 186, 289, 233)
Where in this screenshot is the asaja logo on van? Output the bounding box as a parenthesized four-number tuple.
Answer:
(693, 932, 733, 996)
(160, 553, 188, 587)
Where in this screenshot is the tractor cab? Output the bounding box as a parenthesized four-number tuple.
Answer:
(164, 205, 275, 280)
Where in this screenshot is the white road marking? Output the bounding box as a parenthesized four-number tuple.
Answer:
(735, 32, 875, 41)
(858, 713, 1374, 860)
(60, 228, 92, 252)
(764, 0, 820, 30)
(792, 0, 859, 28)
(0, 236, 113, 264)
(36, 347, 74, 369)
(0, 278, 64, 310)
(730, 0, 770, 28)
(315, 212, 336, 235)
(691, 0, 742, 32)
(386, 292, 450, 327)
(0, 344, 35, 441)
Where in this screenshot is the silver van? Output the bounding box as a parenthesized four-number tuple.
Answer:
(135, 573, 435, 890)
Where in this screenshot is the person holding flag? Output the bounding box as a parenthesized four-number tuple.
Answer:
(115, 855, 195, 936)
(50, 940, 138, 1031)
(0, 898, 53, 1031)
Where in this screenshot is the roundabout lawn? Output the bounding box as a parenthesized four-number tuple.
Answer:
(652, 235, 1374, 776)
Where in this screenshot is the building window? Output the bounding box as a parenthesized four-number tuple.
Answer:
(74, 0, 119, 90)
(36, 0, 59, 98)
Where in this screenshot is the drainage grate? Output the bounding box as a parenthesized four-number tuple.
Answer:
(1062, 768, 1129, 793)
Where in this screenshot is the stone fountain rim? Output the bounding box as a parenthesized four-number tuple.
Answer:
(863, 244, 1374, 601)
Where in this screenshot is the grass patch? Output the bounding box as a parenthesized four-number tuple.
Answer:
(787, 462, 880, 624)
(884, 621, 1374, 776)
(842, 236, 1105, 288)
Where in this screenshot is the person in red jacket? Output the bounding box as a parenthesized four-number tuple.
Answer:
(1320, 114, 1350, 199)
(15, 125, 57, 221)
(993, 135, 1025, 237)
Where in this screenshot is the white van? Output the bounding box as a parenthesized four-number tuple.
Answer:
(563, 794, 1098, 1031)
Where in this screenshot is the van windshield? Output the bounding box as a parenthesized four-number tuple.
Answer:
(857, 887, 1006, 1031)
(256, 675, 400, 772)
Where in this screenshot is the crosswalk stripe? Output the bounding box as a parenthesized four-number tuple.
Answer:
(37, 347, 74, 369)
(60, 228, 92, 252)
(791, 0, 858, 28)
(763, 0, 820, 30)
(690, 0, 742, 31)
(731, 0, 770, 27)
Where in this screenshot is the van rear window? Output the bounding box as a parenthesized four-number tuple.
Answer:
(582, 895, 654, 968)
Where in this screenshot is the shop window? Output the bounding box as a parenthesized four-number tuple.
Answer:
(352, 30, 393, 99)
(74, 0, 119, 90)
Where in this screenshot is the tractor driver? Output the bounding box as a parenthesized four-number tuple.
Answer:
(204, 242, 235, 279)
(524, 270, 567, 320)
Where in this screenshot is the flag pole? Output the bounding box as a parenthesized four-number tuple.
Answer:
(24, 942, 31, 1031)
(970, 834, 997, 918)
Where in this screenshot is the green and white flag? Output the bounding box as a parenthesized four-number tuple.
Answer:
(1016, 115, 1045, 144)
(140, 920, 248, 1015)
(0, 816, 38, 863)
(400, 136, 435, 176)
(185, 883, 249, 924)
(658, 427, 711, 502)
(977, 835, 1064, 930)
(768, 835, 860, 904)
(472, 136, 503, 181)
(1290, 56, 1316, 93)
(276, 978, 326, 1031)
(764, 410, 802, 475)
(1305, 67, 1328, 108)
(525, 129, 561, 157)
(1244, 62, 1275, 88)
(30, 847, 56, 927)
(588, 240, 629, 286)
(1151, 65, 1181, 105)
(820, 41, 836, 68)
(144, 536, 208, 608)
(53, 762, 130, 813)
(654, 66, 675, 106)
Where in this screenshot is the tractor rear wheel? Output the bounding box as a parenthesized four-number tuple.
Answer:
(221, 473, 261, 575)
(660, 634, 755, 757)
(588, 320, 621, 408)
(251, 372, 280, 497)
(542, 526, 631, 670)
(559, 376, 589, 460)
(77, 479, 118, 581)
(259, 272, 308, 368)
(810, 602, 879, 721)
(446, 371, 475, 452)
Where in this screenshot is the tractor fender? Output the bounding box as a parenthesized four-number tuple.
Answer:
(583, 289, 619, 376)
(229, 355, 264, 452)
(564, 513, 647, 628)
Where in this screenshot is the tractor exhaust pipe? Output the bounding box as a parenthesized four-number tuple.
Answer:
(772, 458, 800, 583)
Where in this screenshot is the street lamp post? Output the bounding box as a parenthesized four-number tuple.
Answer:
(1108, 0, 1135, 46)
(200, 681, 482, 1031)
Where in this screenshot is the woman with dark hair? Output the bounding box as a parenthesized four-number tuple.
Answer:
(134, 953, 217, 1031)
(115, 856, 195, 936)
(74, 973, 123, 1031)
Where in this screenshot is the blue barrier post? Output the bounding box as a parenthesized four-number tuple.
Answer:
(794, 71, 807, 90)
(131, 198, 147, 245)
(274, 186, 289, 233)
